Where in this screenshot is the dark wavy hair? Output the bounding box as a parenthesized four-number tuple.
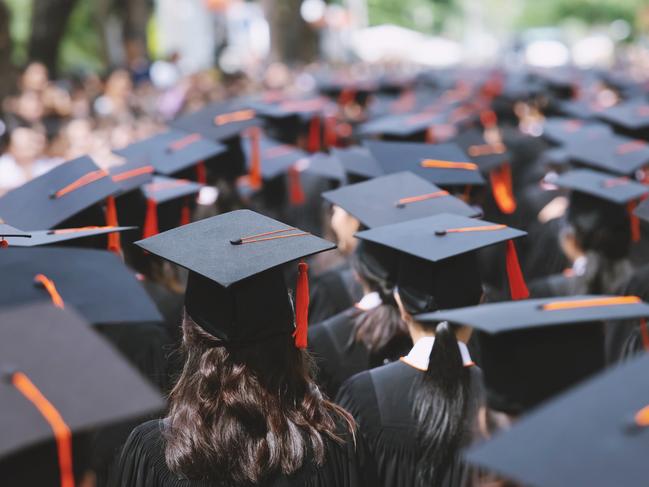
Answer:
(413, 322, 471, 486)
(164, 312, 355, 484)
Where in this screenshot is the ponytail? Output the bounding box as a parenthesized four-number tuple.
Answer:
(413, 322, 471, 486)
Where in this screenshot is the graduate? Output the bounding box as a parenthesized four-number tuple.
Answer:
(336, 213, 528, 487)
(110, 210, 371, 487)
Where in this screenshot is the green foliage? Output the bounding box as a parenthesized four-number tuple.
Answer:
(59, 0, 104, 73)
(4, 0, 32, 65)
(366, 0, 456, 33)
(515, 0, 643, 30)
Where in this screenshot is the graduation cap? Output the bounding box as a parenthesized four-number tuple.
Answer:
(420, 295, 649, 415)
(596, 99, 649, 135)
(170, 100, 260, 142)
(364, 139, 485, 187)
(554, 168, 649, 205)
(0, 247, 162, 325)
(0, 223, 30, 247)
(330, 146, 383, 182)
(358, 111, 444, 141)
(541, 117, 611, 146)
(108, 159, 155, 194)
(113, 129, 227, 178)
(141, 176, 203, 237)
(2, 226, 135, 248)
(356, 213, 528, 312)
(0, 156, 120, 231)
(564, 131, 649, 176)
(0, 303, 164, 485)
(322, 172, 478, 229)
(453, 128, 516, 214)
(464, 352, 649, 487)
(136, 210, 335, 348)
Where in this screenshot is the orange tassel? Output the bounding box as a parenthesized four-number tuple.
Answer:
(293, 261, 309, 349)
(195, 161, 207, 185)
(480, 110, 497, 129)
(142, 198, 159, 238)
(640, 318, 649, 352)
(628, 200, 641, 243)
(288, 166, 306, 206)
(489, 163, 517, 214)
(248, 126, 262, 190)
(324, 115, 338, 148)
(180, 198, 191, 226)
(104, 196, 121, 255)
(506, 240, 529, 300)
(0, 239, 8, 248)
(308, 116, 321, 153)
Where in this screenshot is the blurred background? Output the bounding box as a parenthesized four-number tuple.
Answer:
(1, 0, 649, 194)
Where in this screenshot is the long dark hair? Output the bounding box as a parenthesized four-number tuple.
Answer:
(164, 312, 355, 484)
(413, 322, 471, 486)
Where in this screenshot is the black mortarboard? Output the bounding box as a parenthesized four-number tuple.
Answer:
(420, 295, 649, 414)
(113, 129, 227, 176)
(0, 223, 30, 249)
(241, 134, 309, 181)
(633, 197, 649, 223)
(358, 111, 444, 140)
(2, 226, 135, 247)
(356, 213, 528, 312)
(541, 117, 611, 146)
(170, 101, 260, 142)
(453, 128, 511, 173)
(565, 131, 649, 176)
(136, 210, 335, 346)
(464, 352, 649, 487)
(0, 247, 162, 325)
(330, 146, 383, 182)
(297, 153, 346, 183)
(0, 303, 163, 483)
(322, 172, 478, 228)
(141, 176, 203, 236)
(596, 99, 649, 135)
(365, 139, 485, 187)
(554, 168, 649, 204)
(0, 156, 120, 230)
(108, 159, 155, 194)
(142, 176, 203, 204)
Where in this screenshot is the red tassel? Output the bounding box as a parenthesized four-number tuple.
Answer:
(489, 163, 517, 215)
(480, 110, 498, 129)
(308, 116, 321, 153)
(640, 318, 649, 351)
(293, 261, 309, 349)
(104, 196, 121, 255)
(142, 198, 159, 238)
(288, 166, 306, 206)
(324, 115, 338, 148)
(505, 239, 529, 300)
(180, 198, 191, 226)
(248, 126, 262, 190)
(195, 161, 207, 185)
(0, 239, 8, 248)
(628, 201, 641, 243)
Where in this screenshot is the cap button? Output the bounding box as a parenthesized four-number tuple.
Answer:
(230, 238, 243, 245)
(435, 229, 447, 236)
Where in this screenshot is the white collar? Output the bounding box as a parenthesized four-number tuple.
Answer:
(355, 291, 382, 311)
(572, 255, 587, 276)
(401, 335, 473, 371)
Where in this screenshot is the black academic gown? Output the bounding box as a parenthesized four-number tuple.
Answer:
(308, 264, 363, 323)
(336, 361, 483, 487)
(109, 419, 373, 487)
(308, 307, 411, 398)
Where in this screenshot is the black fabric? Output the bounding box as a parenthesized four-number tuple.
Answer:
(108, 419, 373, 487)
(308, 263, 363, 324)
(309, 307, 411, 398)
(336, 361, 483, 487)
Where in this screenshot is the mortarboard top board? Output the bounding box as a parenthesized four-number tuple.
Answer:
(296, 152, 346, 183)
(330, 146, 383, 181)
(322, 172, 479, 229)
(2, 226, 135, 247)
(249, 96, 330, 121)
(242, 134, 310, 181)
(108, 159, 155, 194)
(596, 99, 649, 133)
(364, 139, 485, 187)
(0, 156, 120, 231)
(453, 128, 511, 173)
(358, 111, 444, 139)
(465, 352, 649, 487)
(553, 168, 649, 205)
(136, 209, 335, 344)
(0, 247, 162, 325)
(142, 175, 203, 205)
(542, 117, 611, 145)
(113, 129, 227, 176)
(564, 130, 649, 176)
(538, 146, 571, 168)
(0, 223, 30, 239)
(417, 295, 649, 333)
(170, 100, 261, 142)
(0, 303, 164, 469)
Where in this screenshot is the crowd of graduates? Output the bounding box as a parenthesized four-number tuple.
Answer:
(2, 57, 649, 487)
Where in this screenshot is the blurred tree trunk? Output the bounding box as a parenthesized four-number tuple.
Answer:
(261, 0, 319, 65)
(0, 2, 15, 98)
(28, 0, 78, 75)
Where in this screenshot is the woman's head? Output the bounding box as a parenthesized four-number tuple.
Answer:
(164, 312, 354, 484)
(330, 205, 359, 255)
